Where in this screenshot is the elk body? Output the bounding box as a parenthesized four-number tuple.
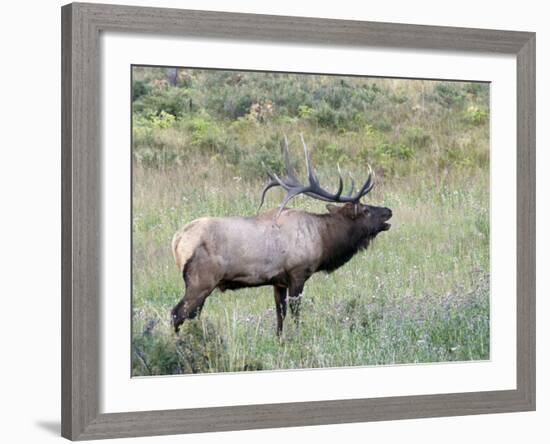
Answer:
(171, 136, 392, 335)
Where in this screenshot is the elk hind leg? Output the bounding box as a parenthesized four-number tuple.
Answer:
(171, 285, 214, 333)
(171, 254, 219, 332)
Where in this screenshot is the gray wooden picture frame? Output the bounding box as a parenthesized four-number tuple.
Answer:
(61, 2, 536, 440)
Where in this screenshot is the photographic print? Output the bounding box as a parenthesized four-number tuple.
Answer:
(131, 66, 490, 376)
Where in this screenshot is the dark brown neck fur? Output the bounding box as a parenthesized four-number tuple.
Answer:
(315, 212, 372, 273)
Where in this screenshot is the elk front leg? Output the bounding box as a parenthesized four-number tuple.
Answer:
(273, 286, 287, 336)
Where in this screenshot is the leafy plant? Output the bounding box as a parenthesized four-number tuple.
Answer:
(404, 126, 431, 149)
(432, 82, 466, 106)
(132, 80, 152, 101)
(298, 104, 314, 118)
(376, 142, 415, 160)
(465, 105, 489, 125)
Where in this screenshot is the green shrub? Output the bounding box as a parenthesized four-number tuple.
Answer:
(375, 118, 393, 132)
(298, 104, 314, 118)
(313, 104, 339, 129)
(404, 126, 431, 149)
(132, 80, 152, 101)
(149, 110, 175, 129)
(133, 87, 193, 117)
(432, 82, 466, 106)
(191, 128, 241, 165)
(352, 83, 379, 106)
(132, 319, 227, 375)
(185, 114, 213, 140)
(465, 105, 489, 125)
(376, 142, 415, 160)
(319, 82, 353, 109)
(390, 92, 408, 104)
(185, 114, 235, 160)
(240, 140, 285, 180)
(223, 91, 257, 119)
(322, 142, 346, 163)
(464, 82, 489, 100)
(229, 114, 260, 133)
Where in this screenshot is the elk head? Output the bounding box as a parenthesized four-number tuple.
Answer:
(326, 202, 392, 238)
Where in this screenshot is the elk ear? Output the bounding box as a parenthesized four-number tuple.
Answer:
(326, 204, 341, 215)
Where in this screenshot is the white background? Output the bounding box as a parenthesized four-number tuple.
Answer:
(0, 0, 546, 443)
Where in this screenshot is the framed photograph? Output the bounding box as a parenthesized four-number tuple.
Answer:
(61, 2, 535, 440)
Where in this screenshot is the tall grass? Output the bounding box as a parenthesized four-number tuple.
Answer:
(131, 68, 490, 376)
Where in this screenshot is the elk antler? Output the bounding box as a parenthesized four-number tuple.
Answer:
(258, 134, 375, 218)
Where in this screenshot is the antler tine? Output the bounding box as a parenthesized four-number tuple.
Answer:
(258, 136, 304, 212)
(335, 164, 344, 199)
(275, 186, 310, 220)
(347, 172, 356, 197)
(282, 133, 299, 182)
(271, 171, 296, 190)
(257, 166, 281, 212)
(257, 180, 277, 212)
(299, 133, 319, 185)
(355, 164, 375, 199)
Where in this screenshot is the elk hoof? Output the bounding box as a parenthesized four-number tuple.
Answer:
(171, 311, 184, 334)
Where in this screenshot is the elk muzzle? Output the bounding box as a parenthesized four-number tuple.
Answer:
(380, 207, 393, 231)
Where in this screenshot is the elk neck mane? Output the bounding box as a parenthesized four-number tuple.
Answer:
(314, 211, 373, 273)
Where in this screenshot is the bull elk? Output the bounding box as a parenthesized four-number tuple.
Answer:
(171, 135, 392, 335)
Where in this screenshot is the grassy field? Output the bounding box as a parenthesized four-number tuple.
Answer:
(131, 68, 490, 376)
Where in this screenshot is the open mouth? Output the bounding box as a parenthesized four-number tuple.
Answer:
(381, 222, 391, 231)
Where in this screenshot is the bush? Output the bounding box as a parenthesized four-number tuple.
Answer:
(464, 105, 489, 125)
(190, 126, 241, 165)
(133, 87, 193, 117)
(432, 82, 466, 106)
(464, 82, 489, 100)
(298, 104, 314, 118)
(132, 80, 152, 101)
(313, 104, 339, 129)
(240, 138, 286, 180)
(371, 117, 390, 132)
(318, 82, 353, 109)
(321, 142, 346, 163)
(149, 110, 175, 129)
(223, 91, 257, 119)
(132, 319, 227, 375)
(404, 126, 431, 149)
(376, 142, 415, 160)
